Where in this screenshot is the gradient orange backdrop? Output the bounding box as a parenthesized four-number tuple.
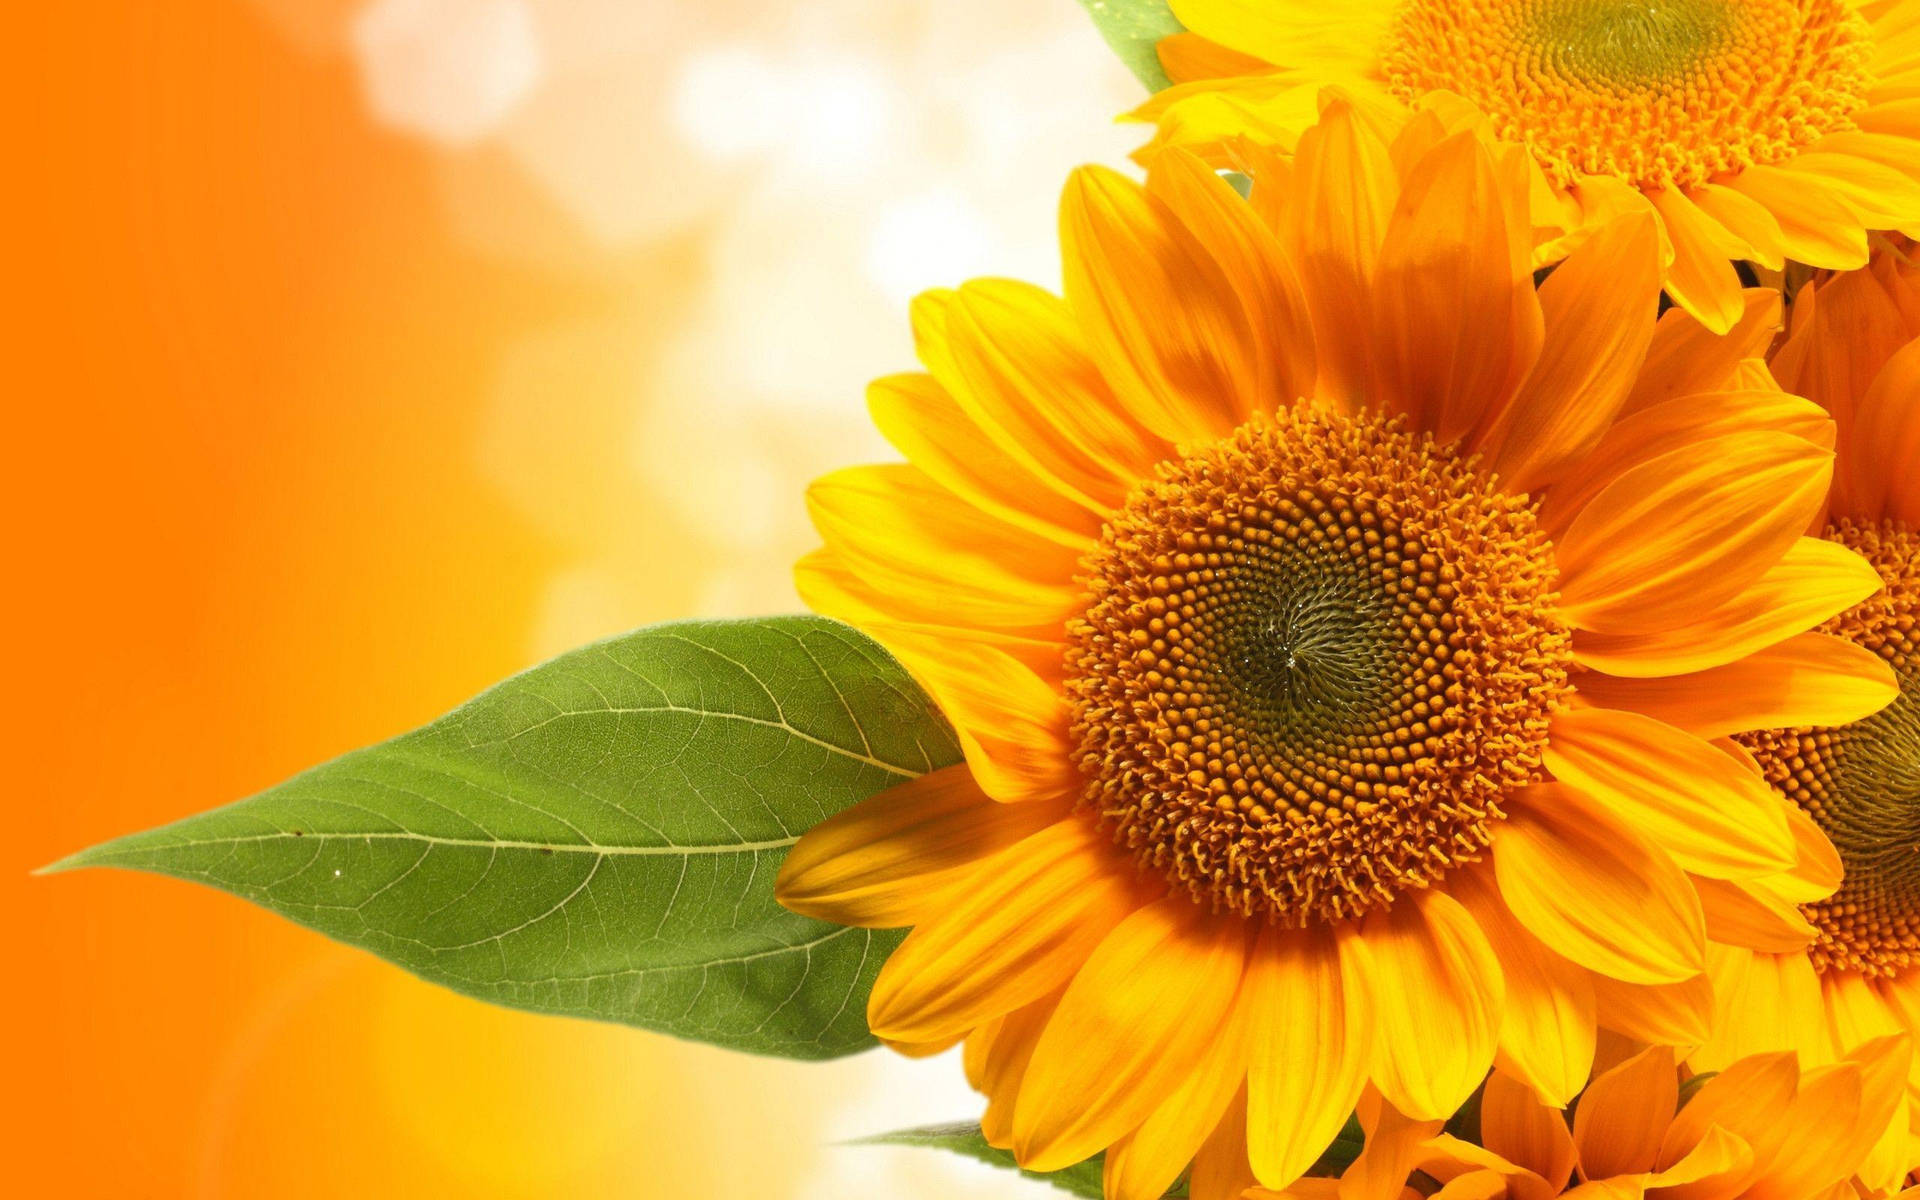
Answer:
(9, 2, 1141, 1195)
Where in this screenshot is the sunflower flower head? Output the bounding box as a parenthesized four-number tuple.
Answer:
(1137, 0, 1920, 333)
(1684, 234, 1920, 1192)
(777, 105, 1893, 1200)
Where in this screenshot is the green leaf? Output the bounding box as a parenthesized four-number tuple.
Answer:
(1076, 0, 1186, 93)
(44, 616, 959, 1060)
(855, 1124, 1126, 1197)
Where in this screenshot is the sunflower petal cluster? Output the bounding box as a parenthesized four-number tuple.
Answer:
(777, 98, 1904, 1199)
(1277, 1040, 1916, 1200)
(1133, 0, 1920, 333)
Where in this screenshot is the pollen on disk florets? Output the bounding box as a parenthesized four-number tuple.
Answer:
(1065, 407, 1572, 926)
(1739, 520, 1920, 978)
(1382, 0, 1874, 190)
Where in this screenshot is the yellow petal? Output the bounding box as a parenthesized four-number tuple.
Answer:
(1455, 865, 1597, 1107)
(1496, 784, 1706, 984)
(1103, 991, 1252, 1200)
(1726, 165, 1869, 269)
(1014, 897, 1248, 1172)
(939, 279, 1172, 506)
(1246, 923, 1373, 1190)
(1363, 888, 1504, 1120)
(866, 371, 1102, 546)
(1688, 946, 1826, 1071)
(775, 765, 1070, 926)
(1651, 187, 1757, 333)
(807, 463, 1083, 629)
(867, 817, 1141, 1043)
(1544, 707, 1795, 878)
(977, 990, 1061, 1147)
(1644, 1125, 1754, 1200)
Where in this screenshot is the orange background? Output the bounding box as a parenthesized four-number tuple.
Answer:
(7, 2, 1137, 1195)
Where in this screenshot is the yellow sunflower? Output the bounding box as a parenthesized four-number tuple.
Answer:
(1278, 1040, 1916, 1200)
(775, 105, 1895, 1200)
(1691, 236, 1920, 1191)
(1133, 0, 1920, 334)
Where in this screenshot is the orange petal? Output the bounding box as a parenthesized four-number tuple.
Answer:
(1060, 165, 1258, 443)
(775, 765, 1070, 926)
(1693, 876, 1819, 954)
(1246, 923, 1373, 1190)
(1539, 389, 1832, 539)
(1572, 633, 1898, 740)
(1482, 1070, 1577, 1190)
(1554, 432, 1833, 634)
(1474, 212, 1661, 495)
(1657, 1050, 1798, 1171)
(938, 279, 1171, 506)
(1844, 337, 1920, 525)
(1573, 1045, 1676, 1179)
(866, 371, 1102, 545)
(978, 990, 1062, 1147)
(1279, 98, 1396, 405)
(1496, 784, 1706, 984)
(874, 628, 1080, 804)
(1544, 708, 1795, 878)
(1341, 1088, 1448, 1200)
(1014, 897, 1249, 1172)
(867, 817, 1141, 1043)
(1572, 538, 1883, 677)
(1146, 147, 1316, 408)
(1592, 974, 1713, 1047)
(1189, 1086, 1259, 1200)
(1622, 290, 1780, 415)
(1362, 888, 1504, 1120)
(1371, 131, 1541, 444)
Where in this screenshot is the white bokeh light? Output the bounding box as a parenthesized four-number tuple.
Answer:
(351, 0, 542, 147)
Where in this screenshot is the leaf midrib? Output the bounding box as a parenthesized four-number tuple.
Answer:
(73, 828, 805, 859)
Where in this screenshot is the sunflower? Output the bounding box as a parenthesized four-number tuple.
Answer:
(775, 105, 1894, 1200)
(1132, 0, 1920, 334)
(1277, 1040, 1916, 1200)
(1689, 236, 1920, 1191)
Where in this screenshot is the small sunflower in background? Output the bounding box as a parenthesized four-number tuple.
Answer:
(1132, 0, 1920, 334)
(1678, 234, 1920, 1190)
(776, 101, 1897, 1200)
(1286, 1038, 1915, 1200)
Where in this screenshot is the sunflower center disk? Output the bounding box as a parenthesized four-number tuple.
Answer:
(1066, 409, 1571, 925)
(1383, 0, 1872, 190)
(1739, 521, 1920, 979)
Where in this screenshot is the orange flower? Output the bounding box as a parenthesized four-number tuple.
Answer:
(1133, 0, 1920, 334)
(1692, 236, 1920, 1190)
(775, 106, 1890, 1200)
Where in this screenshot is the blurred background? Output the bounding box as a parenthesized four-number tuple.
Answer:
(5, 2, 1140, 1194)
